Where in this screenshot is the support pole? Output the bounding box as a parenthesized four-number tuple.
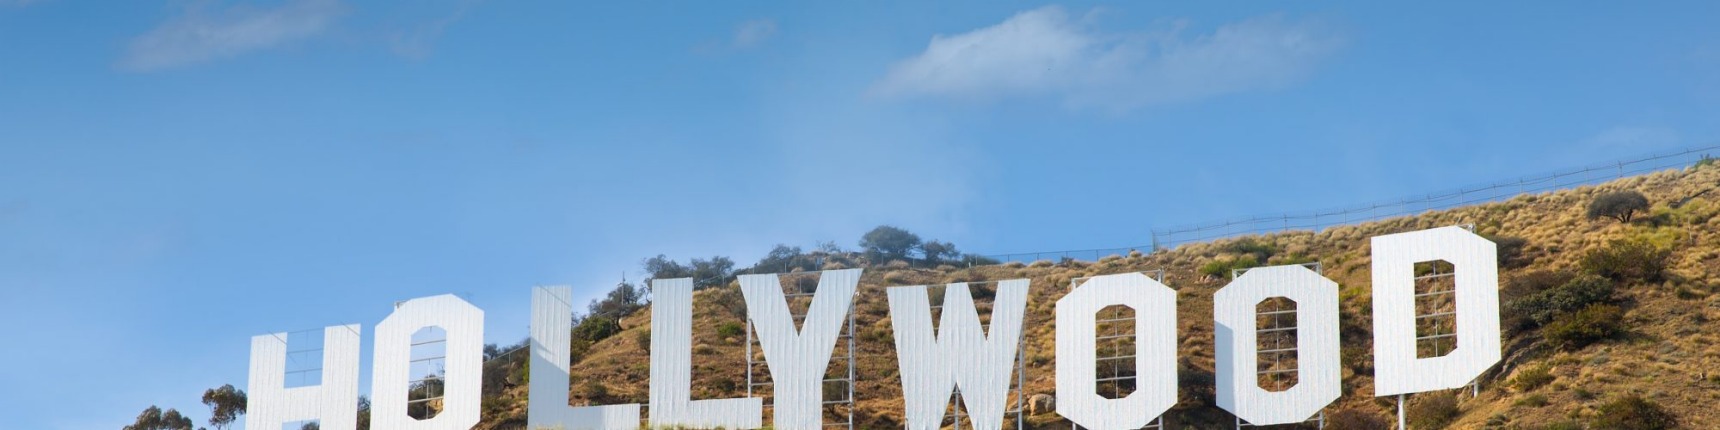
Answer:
(1397, 394, 1406, 430)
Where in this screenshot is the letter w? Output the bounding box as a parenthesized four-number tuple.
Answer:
(886, 280, 1028, 430)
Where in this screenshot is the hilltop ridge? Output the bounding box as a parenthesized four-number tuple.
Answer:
(466, 162, 1720, 430)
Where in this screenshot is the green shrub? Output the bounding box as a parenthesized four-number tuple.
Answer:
(1587, 190, 1650, 223)
(1580, 237, 1671, 284)
(1544, 304, 1625, 351)
(716, 321, 745, 339)
(1493, 235, 1530, 268)
(572, 316, 622, 343)
(1502, 270, 1575, 304)
(1224, 238, 1278, 262)
(577, 379, 609, 402)
(1591, 394, 1676, 430)
(1199, 254, 1260, 279)
(1541, 420, 1583, 430)
(1512, 364, 1555, 391)
(1406, 391, 1460, 429)
(1503, 274, 1614, 331)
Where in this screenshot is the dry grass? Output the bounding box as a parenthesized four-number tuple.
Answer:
(477, 164, 1720, 429)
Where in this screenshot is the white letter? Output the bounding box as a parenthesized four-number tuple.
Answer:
(1214, 265, 1340, 425)
(245, 325, 361, 430)
(371, 295, 485, 430)
(1054, 273, 1176, 430)
(739, 269, 861, 429)
(648, 278, 763, 429)
(1372, 226, 1502, 396)
(887, 280, 1029, 430)
(528, 286, 641, 430)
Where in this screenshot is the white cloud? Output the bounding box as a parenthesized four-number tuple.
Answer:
(1581, 126, 1682, 150)
(872, 6, 1344, 111)
(119, 0, 347, 72)
(733, 18, 778, 49)
(388, 0, 483, 60)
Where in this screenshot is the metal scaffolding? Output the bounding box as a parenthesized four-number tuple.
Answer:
(745, 271, 857, 430)
(407, 327, 448, 420)
(1396, 225, 1482, 429)
(1072, 271, 1167, 430)
(1233, 263, 1325, 429)
(281, 327, 328, 389)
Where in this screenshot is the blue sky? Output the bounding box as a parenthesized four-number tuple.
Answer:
(2, 1, 1718, 428)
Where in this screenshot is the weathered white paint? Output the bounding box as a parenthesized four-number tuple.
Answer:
(371, 295, 485, 430)
(1214, 265, 1340, 425)
(1372, 226, 1502, 396)
(245, 325, 361, 430)
(528, 286, 642, 430)
(648, 278, 763, 429)
(739, 269, 861, 430)
(1054, 273, 1177, 430)
(887, 280, 1029, 430)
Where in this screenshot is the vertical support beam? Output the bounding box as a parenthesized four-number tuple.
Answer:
(1397, 395, 1406, 430)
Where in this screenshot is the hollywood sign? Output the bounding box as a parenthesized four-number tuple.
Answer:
(245, 226, 1500, 430)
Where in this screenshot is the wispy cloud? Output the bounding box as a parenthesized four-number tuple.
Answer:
(732, 18, 777, 49)
(872, 6, 1345, 111)
(694, 18, 778, 54)
(388, 0, 483, 60)
(1581, 126, 1682, 150)
(119, 0, 347, 72)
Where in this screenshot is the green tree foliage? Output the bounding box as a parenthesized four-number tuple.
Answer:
(357, 396, 371, 430)
(1543, 304, 1625, 351)
(587, 281, 646, 321)
(1503, 273, 1615, 331)
(859, 225, 922, 262)
(1587, 190, 1650, 223)
(751, 245, 821, 273)
(1591, 394, 1676, 430)
(200, 384, 247, 430)
(921, 240, 959, 264)
(123, 406, 196, 430)
(572, 316, 622, 343)
(300, 422, 319, 430)
(643, 254, 693, 280)
(1580, 237, 1672, 284)
(643, 255, 734, 288)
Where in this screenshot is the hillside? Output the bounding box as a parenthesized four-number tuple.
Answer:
(475, 161, 1720, 430)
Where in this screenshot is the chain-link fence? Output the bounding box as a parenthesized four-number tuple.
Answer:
(457, 144, 1718, 427)
(974, 145, 1718, 262)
